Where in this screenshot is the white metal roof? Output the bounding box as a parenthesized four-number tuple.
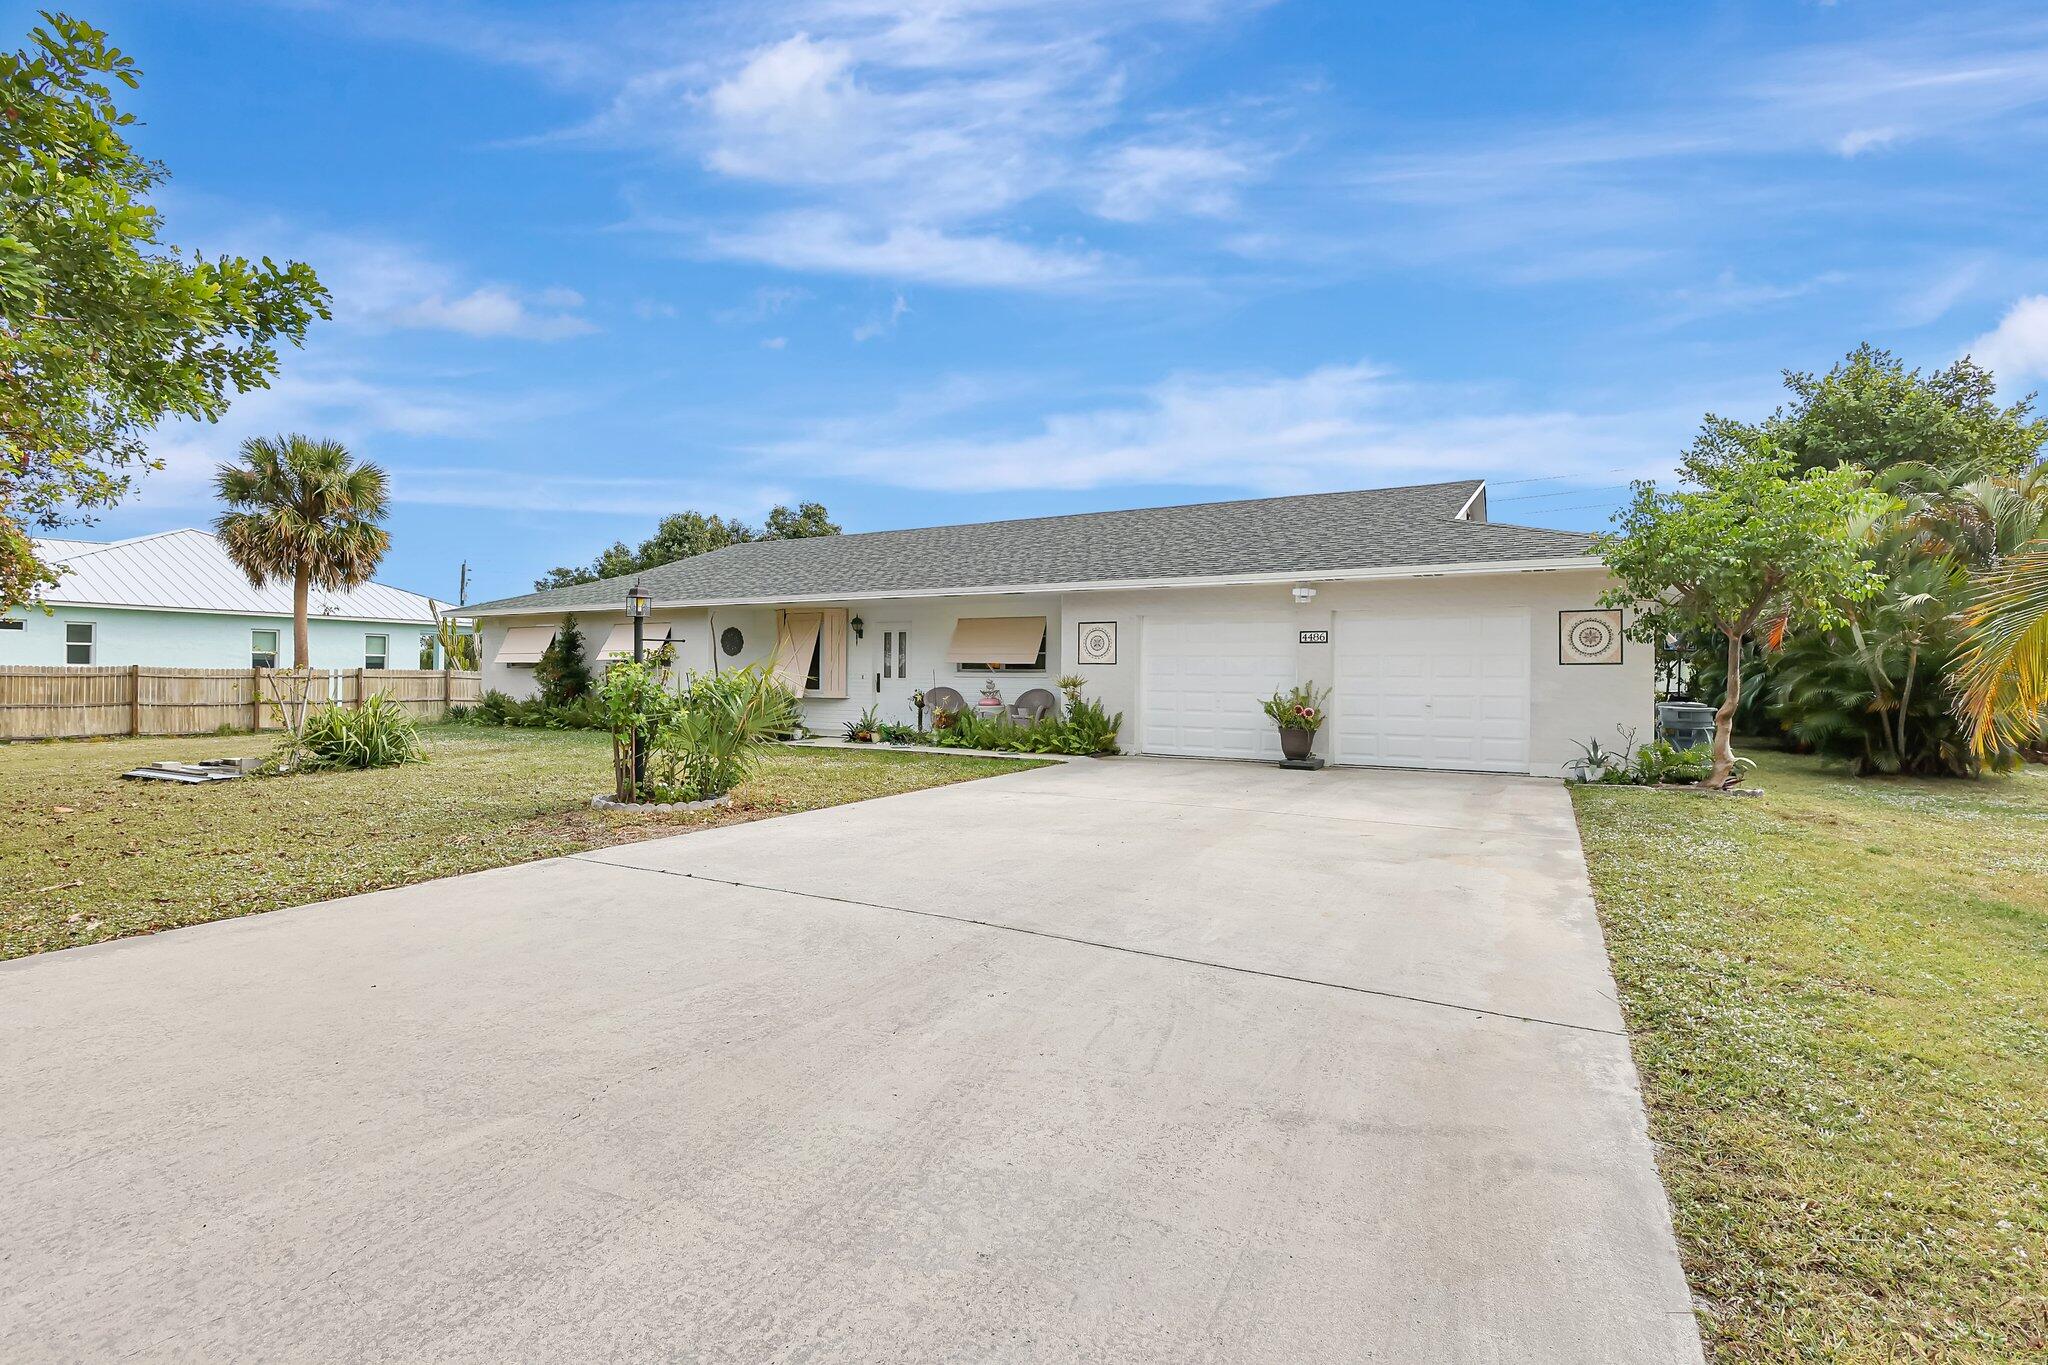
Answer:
(32, 529, 442, 624)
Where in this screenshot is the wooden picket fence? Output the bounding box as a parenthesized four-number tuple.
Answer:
(0, 666, 484, 741)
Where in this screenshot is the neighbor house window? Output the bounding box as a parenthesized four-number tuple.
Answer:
(419, 633, 436, 669)
(364, 634, 389, 670)
(64, 621, 95, 665)
(251, 629, 279, 669)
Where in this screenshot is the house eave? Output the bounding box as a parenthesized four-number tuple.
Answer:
(454, 555, 1605, 619)
(15, 599, 441, 625)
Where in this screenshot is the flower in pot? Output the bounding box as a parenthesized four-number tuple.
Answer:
(1260, 683, 1331, 763)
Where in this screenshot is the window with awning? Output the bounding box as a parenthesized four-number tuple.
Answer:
(596, 621, 674, 660)
(948, 616, 1047, 671)
(493, 624, 558, 665)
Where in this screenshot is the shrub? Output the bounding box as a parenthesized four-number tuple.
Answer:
(843, 704, 883, 743)
(533, 614, 592, 706)
(461, 688, 605, 730)
(295, 693, 424, 770)
(648, 665, 798, 801)
(876, 721, 921, 744)
(928, 688, 1122, 756)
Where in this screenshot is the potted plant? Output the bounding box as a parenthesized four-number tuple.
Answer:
(1260, 683, 1331, 763)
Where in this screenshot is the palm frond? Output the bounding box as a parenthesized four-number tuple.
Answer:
(1954, 541, 2048, 752)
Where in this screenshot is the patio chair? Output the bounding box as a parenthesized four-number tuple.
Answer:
(924, 686, 967, 717)
(1008, 687, 1059, 724)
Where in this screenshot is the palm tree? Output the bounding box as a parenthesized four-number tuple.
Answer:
(1954, 544, 2048, 754)
(214, 435, 390, 668)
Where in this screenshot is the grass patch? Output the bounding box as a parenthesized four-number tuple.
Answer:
(2, 726, 1044, 961)
(1572, 750, 2048, 1363)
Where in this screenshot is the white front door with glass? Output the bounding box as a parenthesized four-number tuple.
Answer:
(873, 623, 912, 723)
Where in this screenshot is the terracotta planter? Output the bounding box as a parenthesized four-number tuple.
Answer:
(1279, 726, 1315, 762)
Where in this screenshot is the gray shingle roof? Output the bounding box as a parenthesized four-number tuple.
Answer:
(465, 480, 1595, 615)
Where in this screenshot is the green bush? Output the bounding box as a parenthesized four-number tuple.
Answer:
(645, 665, 798, 801)
(461, 689, 605, 730)
(532, 615, 592, 706)
(928, 691, 1122, 756)
(296, 694, 424, 770)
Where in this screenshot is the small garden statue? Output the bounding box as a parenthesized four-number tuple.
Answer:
(911, 689, 927, 731)
(976, 678, 1005, 717)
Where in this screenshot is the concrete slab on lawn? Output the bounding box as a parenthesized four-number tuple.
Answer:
(0, 757, 1702, 1363)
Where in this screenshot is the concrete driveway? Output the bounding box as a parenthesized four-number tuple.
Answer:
(1, 757, 1702, 1363)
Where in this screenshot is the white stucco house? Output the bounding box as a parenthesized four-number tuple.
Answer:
(457, 481, 1647, 778)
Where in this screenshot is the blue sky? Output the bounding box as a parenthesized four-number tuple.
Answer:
(19, 0, 2048, 603)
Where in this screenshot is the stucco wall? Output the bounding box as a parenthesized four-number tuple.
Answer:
(0, 605, 437, 671)
(475, 597, 1065, 728)
(1059, 567, 1649, 777)
(471, 570, 1646, 775)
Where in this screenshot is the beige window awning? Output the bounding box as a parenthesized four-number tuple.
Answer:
(494, 624, 559, 665)
(596, 621, 673, 660)
(946, 616, 1046, 667)
(769, 612, 823, 690)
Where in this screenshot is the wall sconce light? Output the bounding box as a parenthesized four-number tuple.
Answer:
(1290, 585, 1318, 604)
(850, 615, 865, 640)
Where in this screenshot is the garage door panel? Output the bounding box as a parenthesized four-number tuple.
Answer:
(1333, 611, 1530, 774)
(1142, 617, 1296, 760)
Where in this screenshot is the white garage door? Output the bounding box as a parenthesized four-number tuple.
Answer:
(1332, 611, 1531, 773)
(1141, 616, 1297, 759)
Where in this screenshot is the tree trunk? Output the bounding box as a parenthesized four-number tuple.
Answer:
(292, 564, 311, 669)
(1710, 629, 1742, 789)
(1897, 645, 1919, 771)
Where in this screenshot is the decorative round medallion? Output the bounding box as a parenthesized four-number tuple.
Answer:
(720, 626, 745, 657)
(1559, 610, 1622, 665)
(1077, 622, 1117, 665)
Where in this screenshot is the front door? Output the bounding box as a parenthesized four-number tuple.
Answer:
(872, 623, 912, 723)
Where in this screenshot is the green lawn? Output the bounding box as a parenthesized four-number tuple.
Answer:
(2, 726, 1042, 961)
(1572, 751, 2048, 1364)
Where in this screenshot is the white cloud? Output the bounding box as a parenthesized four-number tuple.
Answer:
(712, 283, 813, 324)
(391, 469, 795, 517)
(752, 359, 1693, 495)
(760, 335, 788, 350)
(385, 285, 597, 340)
(852, 292, 909, 342)
(313, 235, 595, 340)
(1836, 126, 1900, 156)
(704, 212, 1104, 288)
(1090, 140, 1253, 222)
(521, 2, 1271, 288)
(128, 351, 575, 512)
(1967, 295, 2048, 389)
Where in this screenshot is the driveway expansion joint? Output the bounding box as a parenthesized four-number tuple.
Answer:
(569, 855, 1626, 1040)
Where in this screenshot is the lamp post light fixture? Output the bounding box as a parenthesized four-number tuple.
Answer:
(627, 581, 653, 795)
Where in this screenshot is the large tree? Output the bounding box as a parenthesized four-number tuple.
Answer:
(1687, 344, 2045, 486)
(214, 435, 390, 668)
(1599, 444, 1888, 787)
(1, 13, 329, 609)
(533, 502, 842, 590)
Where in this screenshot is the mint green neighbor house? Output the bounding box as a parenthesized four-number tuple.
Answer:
(3, 529, 447, 671)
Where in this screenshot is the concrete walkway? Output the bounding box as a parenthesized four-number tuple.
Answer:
(0, 757, 1703, 1363)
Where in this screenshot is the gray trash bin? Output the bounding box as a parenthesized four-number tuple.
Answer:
(1656, 701, 1717, 751)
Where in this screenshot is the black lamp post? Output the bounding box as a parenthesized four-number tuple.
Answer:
(628, 581, 652, 794)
